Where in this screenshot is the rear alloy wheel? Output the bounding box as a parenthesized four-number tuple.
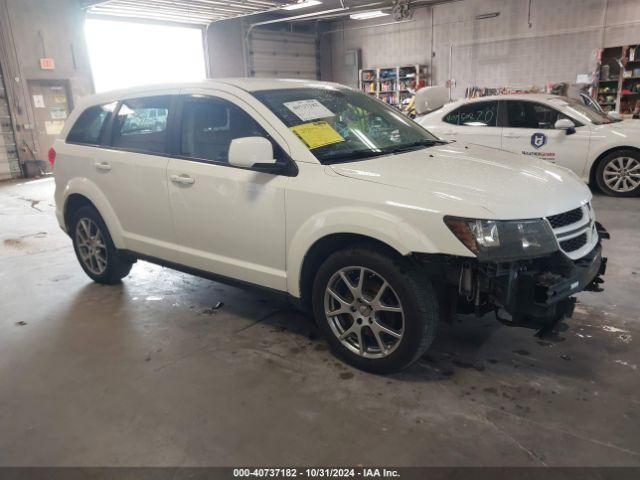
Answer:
(312, 247, 438, 374)
(596, 151, 640, 197)
(71, 206, 133, 284)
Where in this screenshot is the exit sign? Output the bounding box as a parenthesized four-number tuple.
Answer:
(40, 58, 55, 70)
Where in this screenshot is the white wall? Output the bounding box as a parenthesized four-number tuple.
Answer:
(323, 0, 640, 98)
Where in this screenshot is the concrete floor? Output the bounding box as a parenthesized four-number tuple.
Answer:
(1, 177, 639, 467)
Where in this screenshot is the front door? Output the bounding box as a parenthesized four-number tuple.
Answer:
(28, 79, 72, 167)
(166, 92, 289, 291)
(501, 100, 590, 174)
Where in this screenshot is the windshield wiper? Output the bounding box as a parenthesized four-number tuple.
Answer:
(381, 139, 448, 154)
(321, 149, 388, 164)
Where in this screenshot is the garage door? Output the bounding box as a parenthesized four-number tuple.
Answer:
(248, 29, 318, 79)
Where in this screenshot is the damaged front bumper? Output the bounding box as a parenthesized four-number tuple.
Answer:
(417, 224, 609, 333)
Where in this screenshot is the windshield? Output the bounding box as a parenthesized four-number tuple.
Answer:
(554, 97, 613, 125)
(253, 87, 441, 164)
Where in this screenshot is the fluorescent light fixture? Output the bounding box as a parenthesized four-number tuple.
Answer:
(350, 10, 390, 20)
(282, 0, 321, 10)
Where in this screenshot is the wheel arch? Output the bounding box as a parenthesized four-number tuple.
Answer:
(589, 145, 640, 187)
(297, 233, 406, 314)
(61, 179, 125, 247)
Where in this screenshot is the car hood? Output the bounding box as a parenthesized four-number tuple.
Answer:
(329, 143, 592, 219)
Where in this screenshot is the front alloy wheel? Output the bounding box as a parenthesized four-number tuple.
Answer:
(324, 267, 404, 358)
(312, 247, 438, 374)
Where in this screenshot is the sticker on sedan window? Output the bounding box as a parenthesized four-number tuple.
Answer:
(284, 99, 335, 122)
(290, 121, 345, 149)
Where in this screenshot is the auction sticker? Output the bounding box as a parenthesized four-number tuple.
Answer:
(290, 121, 344, 149)
(284, 99, 335, 122)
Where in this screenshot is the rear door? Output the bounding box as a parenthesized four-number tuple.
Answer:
(95, 93, 180, 260)
(501, 100, 590, 174)
(165, 91, 290, 290)
(438, 100, 502, 148)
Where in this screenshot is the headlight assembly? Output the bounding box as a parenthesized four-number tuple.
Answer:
(444, 216, 558, 261)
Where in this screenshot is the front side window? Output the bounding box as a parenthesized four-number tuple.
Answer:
(67, 102, 117, 145)
(443, 101, 498, 127)
(505, 101, 573, 129)
(180, 96, 275, 164)
(253, 87, 439, 164)
(112, 96, 171, 154)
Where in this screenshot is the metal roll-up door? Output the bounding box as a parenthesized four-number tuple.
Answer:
(248, 30, 318, 79)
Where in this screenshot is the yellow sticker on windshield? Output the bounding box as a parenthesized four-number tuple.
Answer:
(290, 121, 345, 149)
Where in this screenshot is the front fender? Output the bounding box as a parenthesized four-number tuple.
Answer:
(60, 177, 126, 248)
(286, 206, 439, 297)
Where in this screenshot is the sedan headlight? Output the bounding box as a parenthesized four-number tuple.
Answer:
(444, 216, 558, 261)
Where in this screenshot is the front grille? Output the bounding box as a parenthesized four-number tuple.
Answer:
(547, 207, 584, 229)
(560, 233, 588, 252)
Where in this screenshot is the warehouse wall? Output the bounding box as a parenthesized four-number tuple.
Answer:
(0, 0, 93, 174)
(323, 0, 640, 98)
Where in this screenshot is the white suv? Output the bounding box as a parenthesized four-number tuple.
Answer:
(54, 79, 607, 373)
(416, 94, 640, 197)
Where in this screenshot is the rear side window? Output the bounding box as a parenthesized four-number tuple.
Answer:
(66, 102, 116, 145)
(111, 96, 171, 154)
(443, 101, 498, 127)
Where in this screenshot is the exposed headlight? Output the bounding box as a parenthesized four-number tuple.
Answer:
(444, 216, 558, 261)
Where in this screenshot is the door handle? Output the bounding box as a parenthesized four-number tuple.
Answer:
(94, 161, 112, 171)
(503, 132, 521, 138)
(170, 174, 195, 185)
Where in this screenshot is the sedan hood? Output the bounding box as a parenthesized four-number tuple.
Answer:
(330, 143, 592, 219)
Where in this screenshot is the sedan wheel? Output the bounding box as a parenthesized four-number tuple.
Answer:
(324, 266, 404, 359)
(602, 156, 640, 194)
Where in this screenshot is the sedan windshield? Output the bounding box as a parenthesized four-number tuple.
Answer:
(555, 97, 613, 125)
(253, 87, 441, 164)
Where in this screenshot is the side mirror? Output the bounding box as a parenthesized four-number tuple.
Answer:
(555, 118, 576, 135)
(229, 137, 276, 169)
(607, 111, 622, 121)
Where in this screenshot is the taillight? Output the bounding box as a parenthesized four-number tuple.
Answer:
(48, 147, 56, 168)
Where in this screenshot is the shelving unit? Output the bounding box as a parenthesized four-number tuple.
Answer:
(358, 64, 428, 107)
(0, 66, 20, 180)
(596, 44, 640, 115)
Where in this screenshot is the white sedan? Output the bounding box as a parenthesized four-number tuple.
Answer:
(417, 94, 640, 197)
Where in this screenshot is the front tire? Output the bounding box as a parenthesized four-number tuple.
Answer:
(595, 150, 640, 197)
(70, 206, 133, 284)
(312, 246, 438, 374)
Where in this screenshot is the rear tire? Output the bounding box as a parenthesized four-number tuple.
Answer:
(312, 246, 438, 374)
(70, 206, 133, 284)
(595, 150, 640, 197)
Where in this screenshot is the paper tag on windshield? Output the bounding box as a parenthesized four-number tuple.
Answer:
(284, 99, 334, 122)
(290, 121, 344, 149)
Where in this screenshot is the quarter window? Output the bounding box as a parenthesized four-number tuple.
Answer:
(66, 102, 116, 145)
(443, 101, 498, 127)
(180, 96, 276, 164)
(112, 96, 171, 154)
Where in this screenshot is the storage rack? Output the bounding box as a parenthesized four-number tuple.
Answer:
(358, 64, 428, 107)
(596, 44, 640, 115)
(0, 66, 20, 180)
